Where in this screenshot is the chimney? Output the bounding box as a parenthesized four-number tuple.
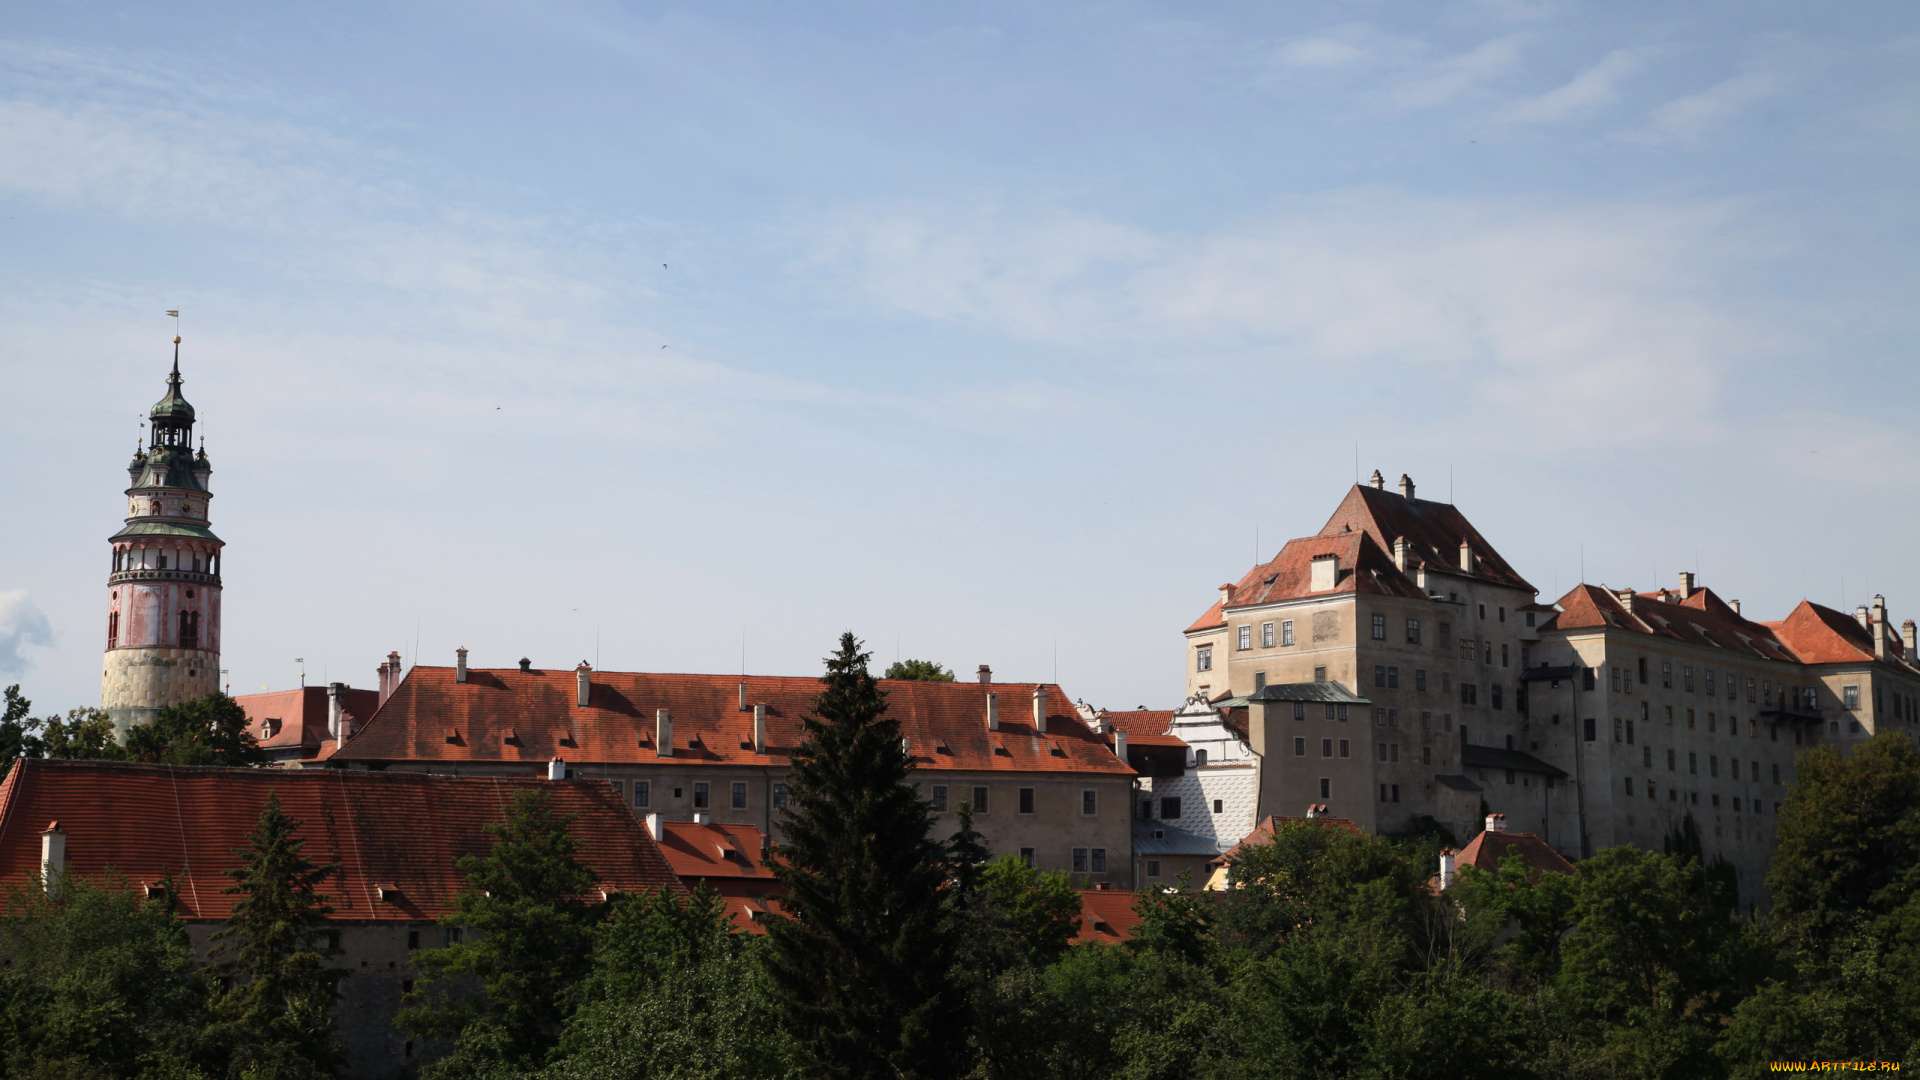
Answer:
(1904, 620, 1917, 655)
(1438, 847, 1457, 889)
(986, 692, 1000, 732)
(547, 758, 566, 781)
(1485, 813, 1507, 833)
(575, 662, 592, 708)
(1873, 595, 1890, 659)
(977, 664, 992, 685)
(753, 703, 767, 754)
(1368, 469, 1384, 489)
(1113, 728, 1128, 762)
(40, 821, 65, 897)
(1730, 599, 1742, 615)
(1856, 605, 1872, 630)
(1398, 474, 1415, 500)
(1459, 541, 1475, 573)
(1393, 535, 1409, 573)
(1310, 555, 1339, 592)
(644, 813, 662, 840)
(1305, 803, 1324, 819)
(518, 658, 532, 673)
(738, 682, 749, 712)
(656, 709, 674, 757)
(1219, 583, 1234, 610)
(1032, 685, 1048, 734)
(327, 682, 346, 742)
(693, 811, 710, 826)
(1616, 589, 1636, 614)
(1678, 571, 1695, 597)
(455, 647, 468, 684)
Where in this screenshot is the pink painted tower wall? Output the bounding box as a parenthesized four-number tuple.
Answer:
(101, 340, 224, 734)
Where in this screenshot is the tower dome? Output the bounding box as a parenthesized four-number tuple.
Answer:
(100, 338, 224, 735)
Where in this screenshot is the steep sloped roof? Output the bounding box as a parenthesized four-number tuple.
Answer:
(235, 687, 379, 755)
(1455, 828, 1576, 878)
(1104, 709, 1183, 748)
(1768, 600, 1907, 665)
(333, 668, 1131, 777)
(1545, 584, 1799, 663)
(1072, 889, 1144, 944)
(1318, 483, 1534, 593)
(0, 759, 683, 921)
(654, 820, 776, 884)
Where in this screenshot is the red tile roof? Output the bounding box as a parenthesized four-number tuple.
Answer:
(1102, 709, 1184, 748)
(235, 687, 379, 755)
(1318, 483, 1534, 593)
(333, 668, 1131, 776)
(1544, 584, 1801, 663)
(1186, 599, 1226, 634)
(1768, 600, 1906, 665)
(654, 820, 776, 885)
(0, 759, 683, 921)
(1454, 827, 1575, 878)
(1072, 889, 1143, 944)
(1211, 812, 1364, 868)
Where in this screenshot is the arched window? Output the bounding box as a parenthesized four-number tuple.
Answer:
(107, 611, 119, 649)
(150, 500, 162, 515)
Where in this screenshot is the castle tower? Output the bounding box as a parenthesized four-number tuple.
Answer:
(100, 339, 223, 734)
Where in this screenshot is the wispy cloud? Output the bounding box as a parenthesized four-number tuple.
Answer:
(1498, 47, 1651, 123)
(1376, 34, 1527, 111)
(1623, 70, 1785, 144)
(0, 592, 54, 679)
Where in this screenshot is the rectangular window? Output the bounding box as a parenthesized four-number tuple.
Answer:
(1491, 685, 1502, 709)
(1461, 684, 1477, 705)
(1261, 621, 1275, 647)
(1072, 848, 1088, 873)
(1663, 662, 1673, 688)
(1687, 708, 1696, 729)
(1375, 665, 1387, 688)
(1390, 743, 1400, 763)
(1293, 702, 1305, 720)
(1439, 621, 1452, 648)
(1160, 796, 1181, 819)
(1091, 848, 1106, 873)
(1294, 736, 1307, 756)
(1611, 667, 1621, 692)
(1388, 708, 1398, 727)
(1422, 745, 1432, 764)
(1583, 667, 1596, 690)
(1416, 669, 1428, 692)
(1407, 618, 1421, 644)
(693, 782, 710, 809)
(1146, 859, 1161, 877)
(1708, 712, 1717, 733)
(1238, 625, 1252, 650)
(1747, 678, 1756, 703)
(1387, 666, 1400, 689)
(1443, 673, 1453, 694)
(1844, 685, 1860, 710)
(772, 783, 788, 808)
(1684, 666, 1695, 692)
(932, 785, 948, 812)
(1639, 658, 1649, 685)
(1281, 620, 1295, 645)
(1378, 741, 1388, 762)
(1319, 777, 1331, 798)
(1731, 758, 1740, 780)
(1501, 643, 1510, 668)
(731, 782, 748, 809)
(1375, 707, 1387, 726)
(1196, 645, 1212, 672)
(1372, 613, 1387, 640)
(1643, 746, 1653, 767)
(1322, 738, 1333, 758)
(1019, 847, 1036, 867)
(1584, 717, 1596, 742)
(1421, 711, 1432, 730)
(1710, 755, 1719, 778)
(633, 781, 651, 808)
(1081, 790, 1096, 815)
(1624, 777, 1634, 796)
(1614, 717, 1623, 743)
(1313, 665, 1327, 682)
(1339, 739, 1350, 758)
(1773, 764, 1781, 783)
(1689, 752, 1699, 775)
(1705, 668, 1716, 697)
(1213, 798, 1223, 814)
(1254, 671, 1267, 691)
(1019, 788, 1036, 814)
(972, 786, 989, 813)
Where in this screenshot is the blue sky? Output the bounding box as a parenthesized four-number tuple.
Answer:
(4, 0, 1918, 712)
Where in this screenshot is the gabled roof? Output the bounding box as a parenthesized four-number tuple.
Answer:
(1185, 599, 1226, 634)
(1318, 482, 1534, 593)
(653, 820, 775, 883)
(1544, 584, 1799, 663)
(1768, 600, 1908, 666)
(235, 687, 380, 755)
(1103, 709, 1183, 748)
(1455, 828, 1575, 878)
(0, 759, 683, 921)
(334, 668, 1132, 777)
(1221, 531, 1426, 611)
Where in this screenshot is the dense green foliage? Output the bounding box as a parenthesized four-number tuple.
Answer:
(1, 684, 127, 775)
(126, 692, 267, 766)
(765, 633, 962, 1079)
(882, 660, 955, 682)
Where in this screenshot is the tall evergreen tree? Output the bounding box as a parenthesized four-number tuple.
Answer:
(401, 787, 601, 1077)
(208, 792, 346, 1079)
(764, 633, 960, 1080)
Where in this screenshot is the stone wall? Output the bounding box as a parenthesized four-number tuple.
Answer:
(102, 647, 219, 733)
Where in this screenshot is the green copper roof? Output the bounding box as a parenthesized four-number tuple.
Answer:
(111, 521, 222, 541)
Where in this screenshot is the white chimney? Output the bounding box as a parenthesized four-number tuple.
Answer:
(547, 758, 566, 781)
(1678, 571, 1695, 597)
(1485, 813, 1507, 833)
(1032, 685, 1047, 734)
(327, 682, 346, 742)
(1730, 599, 1742, 615)
(1393, 535, 1409, 573)
(1459, 541, 1475, 573)
(644, 812, 662, 840)
(693, 811, 709, 826)
(1873, 595, 1890, 659)
(1114, 729, 1128, 762)
(1438, 847, 1456, 889)
(455, 646, 468, 684)
(1904, 620, 1917, 655)
(575, 662, 592, 708)
(1398, 474, 1415, 500)
(1219, 583, 1234, 609)
(986, 692, 1000, 732)
(1368, 469, 1384, 489)
(738, 682, 748, 712)
(977, 664, 992, 684)
(1310, 555, 1339, 592)
(753, 703, 767, 754)
(656, 709, 674, 757)
(40, 821, 65, 897)
(1305, 803, 1322, 820)
(1856, 605, 1872, 630)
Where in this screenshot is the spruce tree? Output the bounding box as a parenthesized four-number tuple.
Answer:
(765, 632, 960, 1080)
(209, 791, 346, 1079)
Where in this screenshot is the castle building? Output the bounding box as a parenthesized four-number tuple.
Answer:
(100, 343, 224, 734)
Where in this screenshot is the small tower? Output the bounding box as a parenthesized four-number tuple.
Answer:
(100, 339, 224, 735)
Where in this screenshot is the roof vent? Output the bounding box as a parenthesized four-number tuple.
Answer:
(376, 883, 401, 901)
(518, 658, 532, 673)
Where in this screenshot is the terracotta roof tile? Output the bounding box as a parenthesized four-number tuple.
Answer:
(1768, 600, 1906, 665)
(236, 688, 379, 753)
(1185, 600, 1225, 634)
(1102, 709, 1183, 747)
(334, 669, 1131, 777)
(1072, 889, 1143, 944)
(653, 820, 777, 884)
(1212, 812, 1364, 868)
(1318, 483, 1534, 593)
(1547, 584, 1799, 663)
(1454, 828, 1575, 878)
(0, 759, 683, 921)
